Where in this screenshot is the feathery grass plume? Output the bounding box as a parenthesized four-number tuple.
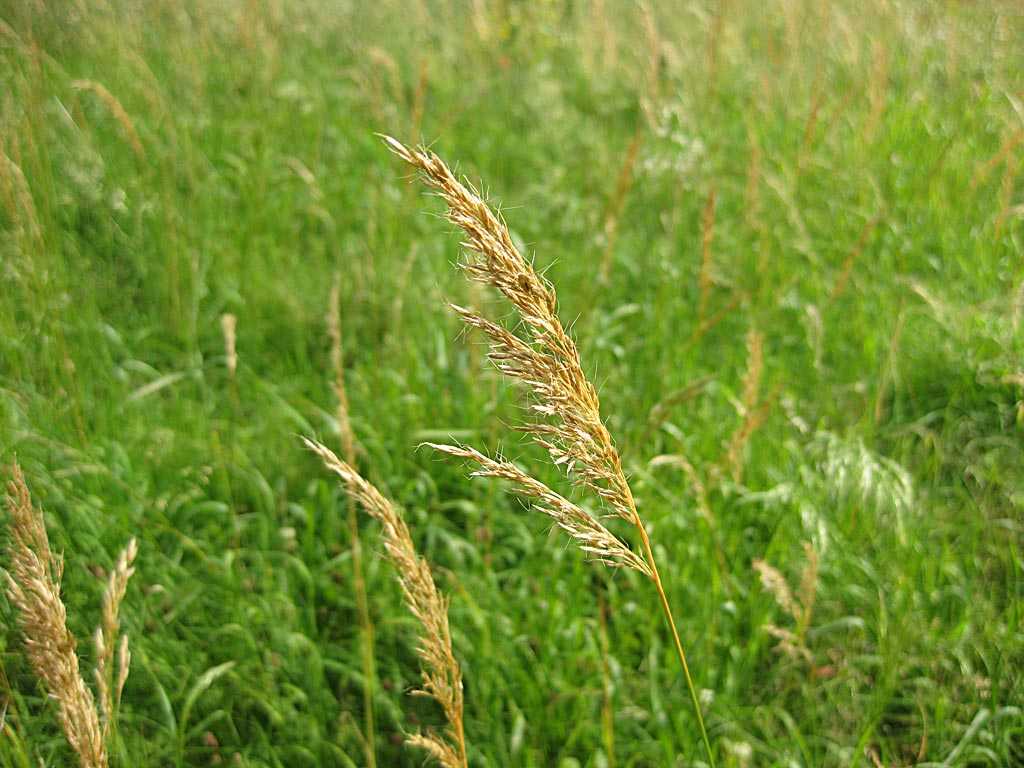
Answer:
(94, 537, 137, 748)
(753, 542, 820, 670)
(71, 80, 145, 159)
(718, 329, 773, 485)
(0, 151, 43, 249)
(428, 443, 652, 577)
(382, 135, 716, 766)
(380, 135, 641, 532)
(302, 438, 467, 768)
(3, 462, 107, 768)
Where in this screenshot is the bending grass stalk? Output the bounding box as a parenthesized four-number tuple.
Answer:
(328, 272, 378, 768)
(303, 438, 468, 768)
(94, 536, 137, 752)
(4, 462, 107, 768)
(382, 135, 716, 766)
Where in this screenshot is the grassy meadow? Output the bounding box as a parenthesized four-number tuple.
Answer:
(2, 0, 1023, 766)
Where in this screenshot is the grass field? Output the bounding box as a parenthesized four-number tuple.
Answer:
(2, 1, 1023, 766)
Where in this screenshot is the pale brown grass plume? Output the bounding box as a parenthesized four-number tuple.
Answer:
(2, 462, 129, 768)
(754, 542, 821, 674)
(94, 536, 137, 750)
(381, 135, 716, 766)
(718, 328, 772, 486)
(71, 79, 145, 160)
(303, 438, 468, 768)
(221, 312, 239, 406)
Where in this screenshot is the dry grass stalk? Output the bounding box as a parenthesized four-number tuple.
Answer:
(382, 135, 715, 766)
(328, 275, 355, 462)
(705, 0, 729, 94)
(995, 152, 1019, 239)
(327, 273, 378, 768)
(718, 329, 774, 485)
(798, 68, 825, 171)
(409, 56, 430, 149)
(744, 117, 763, 234)
(638, 2, 662, 123)
(598, 127, 645, 287)
(865, 40, 889, 144)
(71, 80, 145, 159)
(468, 0, 493, 42)
(647, 451, 733, 599)
(0, 149, 43, 249)
(388, 244, 421, 340)
(4, 462, 107, 768)
(697, 182, 717, 324)
(969, 124, 1024, 192)
(220, 313, 238, 380)
(830, 214, 882, 300)
(632, 375, 714, 460)
(427, 443, 652, 577)
(873, 300, 905, 427)
(221, 313, 239, 408)
(302, 438, 467, 768)
(753, 542, 820, 667)
(682, 291, 745, 353)
(94, 538, 137, 746)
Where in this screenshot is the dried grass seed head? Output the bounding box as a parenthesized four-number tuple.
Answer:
(4, 463, 108, 768)
(382, 136, 643, 529)
(303, 437, 467, 768)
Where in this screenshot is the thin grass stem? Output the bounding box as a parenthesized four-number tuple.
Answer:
(328, 273, 378, 768)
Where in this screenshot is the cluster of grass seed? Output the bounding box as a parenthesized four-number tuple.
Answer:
(3, 137, 717, 767)
(3, 463, 135, 768)
(307, 135, 716, 766)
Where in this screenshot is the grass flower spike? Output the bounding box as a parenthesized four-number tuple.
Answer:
(383, 135, 715, 766)
(303, 438, 468, 768)
(4, 462, 108, 768)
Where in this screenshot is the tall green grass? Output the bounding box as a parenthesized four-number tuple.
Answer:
(2, 0, 1022, 766)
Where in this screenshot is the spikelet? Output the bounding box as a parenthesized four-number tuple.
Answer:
(381, 135, 651, 574)
(94, 538, 137, 745)
(427, 442, 652, 577)
(381, 135, 716, 766)
(303, 438, 467, 768)
(4, 463, 107, 768)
